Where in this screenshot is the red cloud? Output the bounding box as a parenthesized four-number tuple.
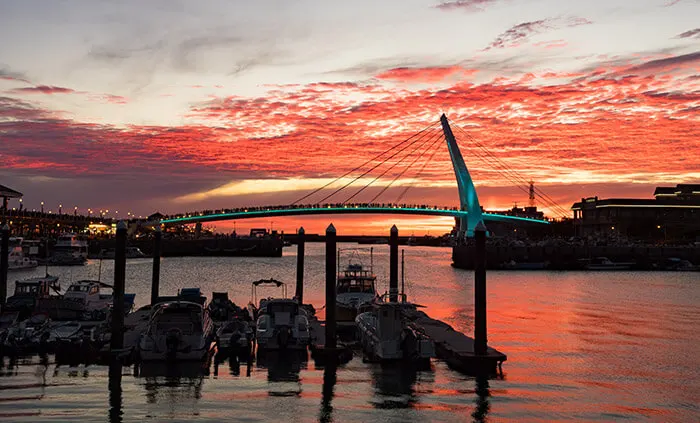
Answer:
(2, 52, 698, 217)
(11, 85, 75, 94)
(375, 66, 477, 83)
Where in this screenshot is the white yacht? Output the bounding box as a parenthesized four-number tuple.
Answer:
(336, 260, 379, 325)
(63, 280, 113, 312)
(356, 302, 435, 363)
(7, 238, 38, 270)
(139, 301, 215, 361)
(255, 298, 310, 351)
(50, 233, 88, 265)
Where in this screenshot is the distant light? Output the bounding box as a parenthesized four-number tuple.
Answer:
(611, 226, 615, 230)
(657, 225, 661, 229)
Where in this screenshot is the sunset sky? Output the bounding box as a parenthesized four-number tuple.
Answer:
(1, 0, 698, 235)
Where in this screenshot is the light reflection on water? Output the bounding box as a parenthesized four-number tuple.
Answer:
(2, 243, 699, 421)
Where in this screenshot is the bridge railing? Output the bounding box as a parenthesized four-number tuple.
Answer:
(161, 203, 549, 223)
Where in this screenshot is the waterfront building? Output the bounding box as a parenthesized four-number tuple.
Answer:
(571, 183, 700, 241)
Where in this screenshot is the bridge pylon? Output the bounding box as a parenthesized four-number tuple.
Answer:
(440, 114, 484, 237)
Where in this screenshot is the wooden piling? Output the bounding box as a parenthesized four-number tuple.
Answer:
(389, 225, 398, 302)
(295, 227, 305, 304)
(325, 224, 336, 350)
(150, 224, 162, 305)
(111, 221, 127, 352)
(0, 224, 8, 305)
(474, 221, 487, 355)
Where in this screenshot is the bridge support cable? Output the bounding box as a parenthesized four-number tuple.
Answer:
(450, 121, 570, 218)
(291, 121, 440, 205)
(451, 122, 569, 217)
(394, 137, 444, 204)
(315, 124, 441, 205)
(344, 127, 443, 204)
(370, 129, 444, 204)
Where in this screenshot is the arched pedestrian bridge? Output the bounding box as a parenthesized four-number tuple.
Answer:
(160, 204, 549, 226)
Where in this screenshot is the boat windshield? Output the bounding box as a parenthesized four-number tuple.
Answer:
(14, 283, 41, 294)
(337, 277, 375, 294)
(68, 285, 91, 292)
(267, 302, 297, 315)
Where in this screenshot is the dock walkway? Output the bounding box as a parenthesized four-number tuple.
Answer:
(403, 308, 506, 375)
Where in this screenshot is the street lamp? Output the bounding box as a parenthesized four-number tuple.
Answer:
(41, 201, 44, 213)
(59, 204, 62, 214)
(74, 206, 78, 216)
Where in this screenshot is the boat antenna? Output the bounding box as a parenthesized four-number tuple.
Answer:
(370, 247, 374, 274)
(44, 239, 49, 277)
(401, 249, 405, 303)
(337, 248, 340, 276)
(98, 258, 102, 282)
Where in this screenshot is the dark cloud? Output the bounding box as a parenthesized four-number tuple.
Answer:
(485, 19, 551, 50)
(627, 51, 700, 73)
(0, 66, 30, 83)
(434, 0, 501, 12)
(484, 16, 592, 50)
(676, 28, 700, 39)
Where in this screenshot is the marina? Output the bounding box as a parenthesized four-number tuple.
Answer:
(0, 242, 698, 421)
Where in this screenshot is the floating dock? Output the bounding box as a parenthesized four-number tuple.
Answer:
(403, 307, 506, 375)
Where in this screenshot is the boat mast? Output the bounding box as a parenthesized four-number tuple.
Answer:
(370, 247, 373, 274)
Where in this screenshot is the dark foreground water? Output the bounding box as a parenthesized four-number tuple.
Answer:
(2, 244, 699, 422)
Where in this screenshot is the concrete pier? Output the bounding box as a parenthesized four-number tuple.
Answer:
(150, 225, 162, 305)
(325, 224, 336, 350)
(0, 224, 8, 305)
(389, 225, 398, 302)
(110, 221, 127, 352)
(474, 222, 487, 355)
(295, 227, 305, 304)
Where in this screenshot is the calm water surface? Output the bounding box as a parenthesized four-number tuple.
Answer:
(2, 243, 699, 422)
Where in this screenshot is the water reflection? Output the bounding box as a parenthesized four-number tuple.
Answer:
(319, 364, 337, 423)
(472, 376, 490, 423)
(370, 362, 419, 409)
(257, 351, 305, 396)
(108, 362, 123, 423)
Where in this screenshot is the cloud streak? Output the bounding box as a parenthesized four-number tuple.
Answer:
(484, 16, 593, 50)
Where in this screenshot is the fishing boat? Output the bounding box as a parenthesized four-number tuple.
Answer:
(249, 279, 310, 351)
(4, 275, 62, 319)
(355, 302, 434, 363)
(138, 301, 215, 361)
(336, 249, 380, 325)
(50, 233, 88, 265)
(215, 319, 253, 358)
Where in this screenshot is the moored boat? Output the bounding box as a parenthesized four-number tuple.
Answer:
(50, 233, 88, 265)
(138, 301, 215, 361)
(249, 279, 309, 351)
(336, 249, 380, 325)
(582, 257, 635, 270)
(7, 237, 39, 270)
(355, 302, 435, 364)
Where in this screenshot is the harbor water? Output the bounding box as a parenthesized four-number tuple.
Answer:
(2, 244, 699, 422)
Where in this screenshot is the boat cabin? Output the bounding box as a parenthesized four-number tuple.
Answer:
(337, 263, 376, 294)
(12, 276, 60, 299)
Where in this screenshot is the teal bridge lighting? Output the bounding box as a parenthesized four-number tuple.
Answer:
(160, 205, 550, 226)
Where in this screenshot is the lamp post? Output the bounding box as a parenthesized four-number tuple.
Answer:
(74, 206, 78, 216)
(59, 204, 62, 214)
(41, 201, 44, 213)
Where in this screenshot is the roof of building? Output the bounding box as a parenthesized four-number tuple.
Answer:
(0, 184, 23, 198)
(572, 197, 700, 209)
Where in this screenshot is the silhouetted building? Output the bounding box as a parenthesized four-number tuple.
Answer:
(571, 183, 700, 241)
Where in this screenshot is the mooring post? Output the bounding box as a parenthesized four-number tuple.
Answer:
(325, 224, 337, 350)
(111, 221, 127, 352)
(295, 227, 305, 304)
(0, 224, 9, 306)
(389, 225, 399, 302)
(474, 221, 488, 355)
(150, 224, 162, 305)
